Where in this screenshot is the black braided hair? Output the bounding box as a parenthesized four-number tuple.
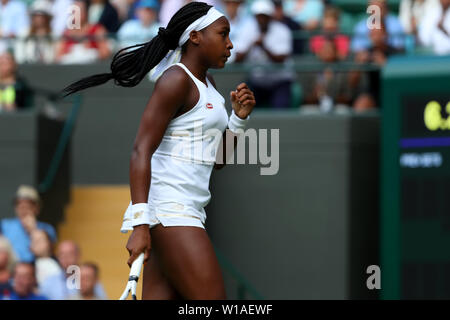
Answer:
(61, 1, 212, 97)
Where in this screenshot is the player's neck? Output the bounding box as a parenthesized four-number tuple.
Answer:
(180, 55, 208, 85)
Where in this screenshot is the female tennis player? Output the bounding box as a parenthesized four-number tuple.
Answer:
(62, 2, 255, 299)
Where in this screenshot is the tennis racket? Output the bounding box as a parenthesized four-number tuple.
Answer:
(119, 252, 145, 300)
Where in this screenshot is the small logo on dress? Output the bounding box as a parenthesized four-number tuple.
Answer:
(133, 211, 143, 219)
(171, 203, 185, 211)
(206, 103, 213, 109)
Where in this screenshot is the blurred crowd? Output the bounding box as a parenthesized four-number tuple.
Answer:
(0, 185, 107, 300)
(0, 0, 448, 111)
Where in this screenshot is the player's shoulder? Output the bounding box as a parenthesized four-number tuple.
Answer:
(158, 65, 191, 86)
(155, 65, 191, 94)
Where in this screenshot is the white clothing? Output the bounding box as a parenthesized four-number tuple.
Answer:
(0, 0, 29, 37)
(399, 0, 440, 34)
(418, 4, 450, 54)
(51, 0, 74, 37)
(121, 62, 229, 232)
(88, 4, 104, 24)
(233, 17, 294, 85)
(35, 257, 62, 287)
(14, 31, 57, 64)
(233, 17, 292, 60)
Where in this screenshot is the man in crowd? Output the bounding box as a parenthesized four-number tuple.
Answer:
(39, 240, 107, 299)
(0, 185, 56, 262)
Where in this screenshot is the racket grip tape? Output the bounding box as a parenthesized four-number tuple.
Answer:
(129, 253, 145, 276)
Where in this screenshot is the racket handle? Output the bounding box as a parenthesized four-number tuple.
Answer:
(130, 252, 145, 277)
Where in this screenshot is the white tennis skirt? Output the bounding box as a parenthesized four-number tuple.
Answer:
(120, 153, 214, 233)
(120, 198, 206, 232)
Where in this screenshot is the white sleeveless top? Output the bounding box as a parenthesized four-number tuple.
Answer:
(121, 63, 229, 232)
(154, 63, 229, 164)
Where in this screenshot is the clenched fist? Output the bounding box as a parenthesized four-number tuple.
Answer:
(230, 83, 256, 119)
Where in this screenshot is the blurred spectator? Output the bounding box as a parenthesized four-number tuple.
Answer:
(273, 0, 304, 54)
(117, 0, 160, 48)
(350, 23, 404, 111)
(30, 229, 62, 287)
(223, 0, 250, 44)
(159, 0, 184, 26)
(0, 0, 30, 39)
(51, 0, 74, 37)
(303, 38, 360, 110)
(14, 0, 57, 64)
(0, 51, 34, 112)
(351, 0, 404, 52)
(68, 262, 101, 300)
(111, 0, 136, 22)
(399, 0, 440, 35)
(0, 236, 16, 298)
(0, 185, 56, 262)
(87, 0, 121, 33)
(283, 0, 324, 30)
(55, 0, 112, 64)
(8, 263, 47, 299)
(125, 0, 141, 20)
(234, 0, 294, 109)
(418, 0, 450, 54)
(39, 240, 107, 300)
(310, 6, 350, 60)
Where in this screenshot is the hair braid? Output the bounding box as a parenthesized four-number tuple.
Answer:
(61, 2, 212, 97)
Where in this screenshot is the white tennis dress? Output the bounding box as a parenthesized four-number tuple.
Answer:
(120, 63, 229, 232)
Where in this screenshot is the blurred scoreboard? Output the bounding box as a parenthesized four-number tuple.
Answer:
(381, 56, 450, 299)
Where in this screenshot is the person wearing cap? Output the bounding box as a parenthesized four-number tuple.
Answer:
(117, 0, 161, 48)
(233, 0, 294, 109)
(14, 0, 57, 64)
(0, 185, 57, 263)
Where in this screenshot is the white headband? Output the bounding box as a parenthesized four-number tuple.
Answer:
(149, 7, 225, 82)
(178, 7, 224, 47)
